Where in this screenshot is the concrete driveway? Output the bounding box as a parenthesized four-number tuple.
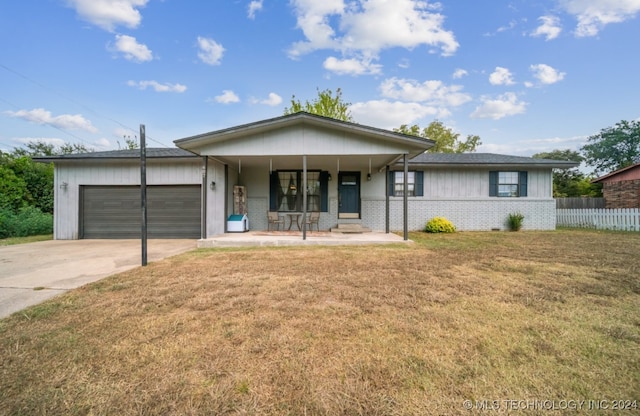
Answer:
(0, 239, 196, 319)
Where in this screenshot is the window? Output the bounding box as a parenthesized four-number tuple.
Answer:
(489, 171, 528, 197)
(388, 171, 424, 197)
(269, 170, 328, 212)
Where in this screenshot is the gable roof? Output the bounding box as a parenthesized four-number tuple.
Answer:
(404, 152, 580, 169)
(174, 111, 434, 154)
(33, 148, 198, 163)
(592, 162, 640, 183)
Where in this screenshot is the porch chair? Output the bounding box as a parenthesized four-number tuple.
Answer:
(267, 211, 285, 231)
(304, 211, 320, 232)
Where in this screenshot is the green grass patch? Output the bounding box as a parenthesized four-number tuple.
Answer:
(0, 234, 52, 246)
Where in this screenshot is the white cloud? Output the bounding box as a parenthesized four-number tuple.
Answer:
(111, 34, 153, 62)
(480, 135, 589, 156)
(66, 0, 148, 31)
(484, 19, 520, 37)
(489, 66, 515, 86)
(530, 63, 566, 85)
(13, 137, 67, 148)
(379, 77, 471, 107)
(94, 137, 112, 150)
(288, 0, 458, 70)
(262, 93, 283, 106)
(250, 93, 283, 106)
(323, 56, 382, 75)
(350, 100, 442, 129)
(560, 0, 640, 37)
(248, 0, 264, 19)
(470, 92, 527, 120)
(6, 108, 98, 133)
(397, 58, 410, 69)
(452, 68, 468, 79)
(214, 90, 240, 104)
(531, 15, 562, 40)
(127, 80, 187, 92)
(197, 36, 225, 65)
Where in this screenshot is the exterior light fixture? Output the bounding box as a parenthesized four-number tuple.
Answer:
(210, 181, 216, 190)
(367, 158, 372, 181)
(60, 182, 68, 190)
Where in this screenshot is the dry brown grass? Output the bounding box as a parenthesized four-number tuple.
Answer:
(1, 230, 639, 415)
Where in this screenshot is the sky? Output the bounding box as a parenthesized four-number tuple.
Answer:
(1, 0, 639, 160)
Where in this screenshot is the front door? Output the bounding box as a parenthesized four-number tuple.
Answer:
(338, 171, 360, 219)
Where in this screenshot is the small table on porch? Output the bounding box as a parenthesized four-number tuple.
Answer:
(284, 212, 302, 231)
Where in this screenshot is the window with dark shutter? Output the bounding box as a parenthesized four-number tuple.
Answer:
(388, 171, 424, 197)
(269, 170, 328, 211)
(489, 171, 528, 197)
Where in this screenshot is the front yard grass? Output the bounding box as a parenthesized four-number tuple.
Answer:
(0, 234, 52, 246)
(1, 230, 638, 415)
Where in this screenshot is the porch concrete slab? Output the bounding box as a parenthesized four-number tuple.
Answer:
(198, 231, 412, 247)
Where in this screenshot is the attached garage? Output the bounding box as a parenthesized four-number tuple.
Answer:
(35, 148, 208, 240)
(80, 185, 201, 239)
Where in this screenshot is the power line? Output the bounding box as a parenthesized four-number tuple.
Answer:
(0, 97, 95, 147)
(0, 63, 169, 148)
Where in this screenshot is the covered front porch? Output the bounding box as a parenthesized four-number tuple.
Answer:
(174, 112, 434, 241)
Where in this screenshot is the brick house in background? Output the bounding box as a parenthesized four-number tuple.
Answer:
(592, 162, 640, 208)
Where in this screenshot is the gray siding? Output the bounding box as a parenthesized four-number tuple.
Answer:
(197, 125, 420, 156)
(53, 159, 203, 240)
(422, 167, 552, 198)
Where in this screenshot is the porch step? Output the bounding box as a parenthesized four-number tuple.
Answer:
(330, 223, 372, 234)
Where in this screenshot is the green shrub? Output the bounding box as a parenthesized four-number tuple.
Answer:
(507, 212, 525, 231)
(425, 217, 456, 233)
(0, 206, 52, 238)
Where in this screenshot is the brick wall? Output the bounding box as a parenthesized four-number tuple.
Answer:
(603, 180, 640, 209)
(362, 198, 557, 231)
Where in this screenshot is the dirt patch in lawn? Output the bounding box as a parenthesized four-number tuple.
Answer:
(1, 230, 639, 415)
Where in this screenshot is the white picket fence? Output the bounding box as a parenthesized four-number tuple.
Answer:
(557, 209, 640, 231)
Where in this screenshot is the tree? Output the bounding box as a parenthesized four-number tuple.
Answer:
(532, 149, 601, 197)
(581, 119, 640, 175)
(118, 136, 139, 150)
(1, 141, 91, 215)
(284, 88, 354, 122)
(0, 164, 28, 211)
(394, 120, 481, 153)
(12, 140, 92, 157)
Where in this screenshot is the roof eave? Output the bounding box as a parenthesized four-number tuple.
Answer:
(405, 161, 580, 169)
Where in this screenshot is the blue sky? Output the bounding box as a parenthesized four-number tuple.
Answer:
(1, 0, 639, 158)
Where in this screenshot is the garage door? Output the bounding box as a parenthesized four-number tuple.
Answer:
(81, 185, 201, 239)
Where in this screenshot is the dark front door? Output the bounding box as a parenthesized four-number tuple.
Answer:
(338, 172, 360, 219)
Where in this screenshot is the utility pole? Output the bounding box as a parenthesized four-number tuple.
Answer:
(140, 124, 147, 266)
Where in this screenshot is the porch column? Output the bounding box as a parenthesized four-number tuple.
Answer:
(403, 154, 408, 241)
(385, 165, 390, 233)
(302, 155, 307, 240)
